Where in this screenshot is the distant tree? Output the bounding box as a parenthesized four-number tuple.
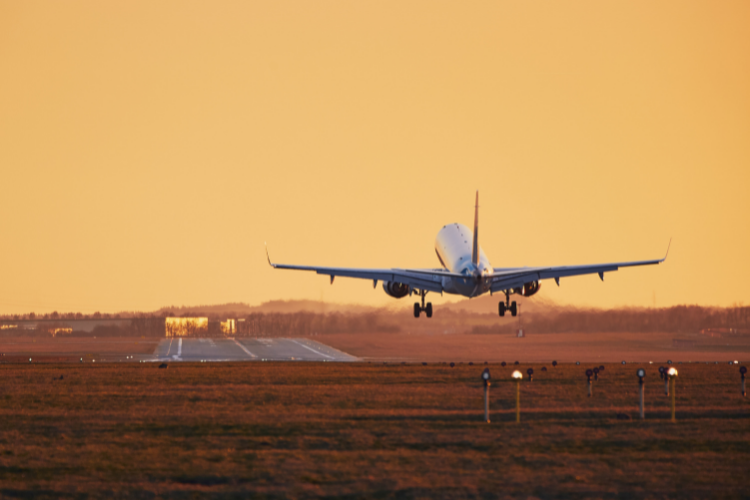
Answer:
(51, 311, 59, 319)
(75, 312, 83, 319)
(93, 312, 101, 319)
(29, 312, 36, 320)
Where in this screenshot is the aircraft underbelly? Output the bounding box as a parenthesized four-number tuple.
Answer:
(435, 223, 493, 297)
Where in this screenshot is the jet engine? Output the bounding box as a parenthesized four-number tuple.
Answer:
(513, 281, 541, 297)
(522, 281, 541, 297)
(382, 281, 410, 299)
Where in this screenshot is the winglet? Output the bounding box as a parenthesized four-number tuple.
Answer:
(265, 242, 276, 268)
(662, 238, 672, 262)
(472, 191, 479, 266)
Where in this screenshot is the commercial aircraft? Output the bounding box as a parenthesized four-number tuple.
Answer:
(267, 192, 669, 318)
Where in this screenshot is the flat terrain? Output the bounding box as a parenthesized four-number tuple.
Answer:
(3, 331, 748, 365)
(0, 337, 159, 362)
(152, 337, 359, 362)
(0, 361, 748, 498)
(318, 331, 750, 363)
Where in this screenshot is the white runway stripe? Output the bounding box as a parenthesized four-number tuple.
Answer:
(290, 339, 335, 360)
(233, 339, 257, 358)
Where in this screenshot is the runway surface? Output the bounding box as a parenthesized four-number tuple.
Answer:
(147, 338, 359, 362)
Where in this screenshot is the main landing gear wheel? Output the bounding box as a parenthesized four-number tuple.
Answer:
(413, 290, 432, 318)
(499, 290, 518, 317)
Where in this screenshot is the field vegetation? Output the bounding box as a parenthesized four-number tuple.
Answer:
(0, 361, 748, 498)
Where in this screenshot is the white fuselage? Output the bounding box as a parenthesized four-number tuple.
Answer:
(434, 223, 494, 297)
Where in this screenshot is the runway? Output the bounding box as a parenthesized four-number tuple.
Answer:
(147, 337, 359, 362)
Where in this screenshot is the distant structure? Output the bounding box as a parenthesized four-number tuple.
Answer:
(165, 317, 208, 337)
(165, 317, 236, 337)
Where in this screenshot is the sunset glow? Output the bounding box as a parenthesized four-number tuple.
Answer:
(1, 1, 748, 314)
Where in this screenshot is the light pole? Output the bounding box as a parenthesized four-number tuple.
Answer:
(512, 370, 523, 423)
(740, 366, 746, 397)
(482, 368, 491, 423)
(668, 367, 678, 422)
(637, 368, 645, 420)
(586, 369, 593, 397)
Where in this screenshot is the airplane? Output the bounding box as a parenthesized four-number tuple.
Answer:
(266, 192, 669, 318)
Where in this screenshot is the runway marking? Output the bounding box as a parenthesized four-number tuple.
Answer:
(290, 339, 335, 360)
(172, 338, 183, 360)
(233, 339, 257, 358)
(165, 338, 174, 357)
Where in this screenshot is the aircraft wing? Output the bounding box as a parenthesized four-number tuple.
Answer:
(267, 249, 466, 293)
(489, 245, 670, 294)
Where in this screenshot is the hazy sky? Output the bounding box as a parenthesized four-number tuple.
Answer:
(1, 1, 748, 314)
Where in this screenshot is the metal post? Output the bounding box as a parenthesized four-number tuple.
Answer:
(664, 376, 669, 396)
(639, 379, 645, 419)
(741, 367, 747, 397)
(588, 378, 592, 397)
(515, 380, 520, 423)
(484, 382, 490, 423)
(670, 377, 676, 422)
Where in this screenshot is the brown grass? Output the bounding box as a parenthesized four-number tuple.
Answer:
(0, 361, 748, 498)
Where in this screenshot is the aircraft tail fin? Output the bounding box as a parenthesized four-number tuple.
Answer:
(472, 191, 479, 266)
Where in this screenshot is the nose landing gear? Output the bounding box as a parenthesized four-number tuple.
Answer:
(413, 290, 432, 318)
(498, 291, 517, 317)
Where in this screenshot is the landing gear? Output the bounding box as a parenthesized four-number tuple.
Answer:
(413, 290, 432, 318)
(498, 291, 517, 317)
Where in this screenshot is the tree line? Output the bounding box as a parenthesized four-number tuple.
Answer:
(1, 305, 748, 337)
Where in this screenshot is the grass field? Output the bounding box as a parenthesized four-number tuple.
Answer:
(1, 361, 748, 499)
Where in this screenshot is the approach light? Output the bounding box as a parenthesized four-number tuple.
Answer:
(637, 368, 646, 378)
(741, 366, 747, 375)
(501, 361, 506, 367)
(599, 365, 605, 371)
(552, 360, 558, 367)
(668, 367, 678, 377)
(512, 370, 523, 380)
(527, 368, 534, 381)
(586, 369, 593, 378)
(667, 360, 672, 365)
(622, 361, 626, 365)
(482, 368, 491, 382)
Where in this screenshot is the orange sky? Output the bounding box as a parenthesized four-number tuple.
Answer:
(1, 1, 749, 314)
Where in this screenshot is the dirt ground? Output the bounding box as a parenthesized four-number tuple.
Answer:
(317, 331, 749, 363)
(0, 337, 160, 362)
(0, 361, 748, 498)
